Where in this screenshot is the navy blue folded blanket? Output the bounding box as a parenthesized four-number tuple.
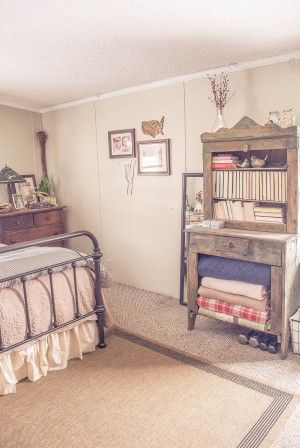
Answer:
(198, 255, 271, 286)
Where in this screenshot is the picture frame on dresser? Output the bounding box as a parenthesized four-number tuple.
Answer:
(12, 174, 38, 205)
(12, 194, 25, 210)
(179, 172, 203, 305)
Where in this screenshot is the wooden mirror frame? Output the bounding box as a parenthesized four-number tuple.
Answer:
(179, 172, 203, 305)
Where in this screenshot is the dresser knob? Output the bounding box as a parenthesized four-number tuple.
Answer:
(242, 144, 249, 152)
(11, 239, 16, 244)
(16, 220, 20, 225)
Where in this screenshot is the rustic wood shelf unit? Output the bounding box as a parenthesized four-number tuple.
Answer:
(186, 117, 300, 359)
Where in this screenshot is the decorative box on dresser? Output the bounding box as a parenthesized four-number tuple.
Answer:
(187, 117, 300, 358)
(0, 206, 66, 246)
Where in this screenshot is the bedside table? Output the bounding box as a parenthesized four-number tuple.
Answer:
(0, 206, 66, 246)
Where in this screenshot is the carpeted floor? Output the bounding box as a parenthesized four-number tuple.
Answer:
(104, 283, 300, 396)
(0, 333, 294, 448)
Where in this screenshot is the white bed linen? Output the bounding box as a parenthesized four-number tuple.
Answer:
(0, 320, 98, 395)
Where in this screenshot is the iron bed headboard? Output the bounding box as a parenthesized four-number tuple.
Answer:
(0, 230, 106, 354)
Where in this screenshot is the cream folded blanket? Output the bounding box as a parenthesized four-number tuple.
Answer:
(201, 277, 268, 300)
(198, 286, 269, 312)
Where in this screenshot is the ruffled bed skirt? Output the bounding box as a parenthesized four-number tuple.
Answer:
(0, 320, 98, 396)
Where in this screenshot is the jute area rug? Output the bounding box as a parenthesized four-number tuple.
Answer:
(0, 331, 294, 448)
(104, 283, 300, 395)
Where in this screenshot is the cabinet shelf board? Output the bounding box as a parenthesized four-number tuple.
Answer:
(213, 197, 287, 204)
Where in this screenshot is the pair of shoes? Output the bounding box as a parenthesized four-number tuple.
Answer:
(238, 331, 280, 354)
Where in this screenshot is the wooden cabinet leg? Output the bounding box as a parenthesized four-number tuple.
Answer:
(188, 310, 197, 331)
(280, 324, 290, 359)
(187, 247, 199, 331)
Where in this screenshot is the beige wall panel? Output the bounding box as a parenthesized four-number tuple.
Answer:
(43, 104, 101, 254)
(247, 61, 300, 124)
(44, 61, 300, 298)
(96, 84, 185, 296)
(0, 105, 42, 202)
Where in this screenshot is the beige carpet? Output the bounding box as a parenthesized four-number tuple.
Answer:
(0, 334, 293, 448)
(104, 283, 300, 396)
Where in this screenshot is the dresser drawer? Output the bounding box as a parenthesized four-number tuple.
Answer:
(215, 236, 250, 255)
(189, 233, 282, 266)
(0, 214, 33, 232)
(34, 210, 62, 227)
(1, 224, 63, 245)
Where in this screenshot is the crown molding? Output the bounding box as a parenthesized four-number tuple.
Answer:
(40, 50, 300, 113)
(0, 99, 40, 113)
(1, 50, 299, 114)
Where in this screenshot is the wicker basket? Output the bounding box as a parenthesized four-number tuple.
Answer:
(289, 308, 300, 354)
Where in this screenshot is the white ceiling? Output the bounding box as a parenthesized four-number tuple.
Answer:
(0, 0, 299, 110)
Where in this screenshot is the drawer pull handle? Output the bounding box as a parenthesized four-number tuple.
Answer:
(11, 239, 16, 244)
(229, 242, 234, 249)
(16, 220, 20, 225)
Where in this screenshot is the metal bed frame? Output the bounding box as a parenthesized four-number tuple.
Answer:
(0, 230, 106, 354)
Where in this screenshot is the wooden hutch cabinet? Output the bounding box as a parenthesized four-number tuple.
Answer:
(186, 117, 300, 358)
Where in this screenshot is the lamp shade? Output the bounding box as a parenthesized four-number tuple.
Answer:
(0, 166, 25, 184)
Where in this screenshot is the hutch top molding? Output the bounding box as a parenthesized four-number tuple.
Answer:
(201, 116, 299, 143)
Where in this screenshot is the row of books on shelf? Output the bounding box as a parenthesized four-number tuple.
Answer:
(212, 154, 238, 169)
(213, 201, 285, 223)
(212, 169, 287, 202)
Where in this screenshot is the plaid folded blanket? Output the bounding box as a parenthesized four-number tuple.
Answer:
(197, 296, 270, 324)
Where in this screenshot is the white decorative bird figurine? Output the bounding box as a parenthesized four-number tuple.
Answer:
(237, 158, 250, 168)
(251, 155, 268, 168)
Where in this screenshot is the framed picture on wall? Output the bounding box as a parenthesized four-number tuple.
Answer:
(108, 128, 136, 158)
(137, 139, 171, 175)
(13, 174, 38, 205)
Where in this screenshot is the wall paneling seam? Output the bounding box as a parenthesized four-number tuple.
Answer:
(93, 101, 104, 242)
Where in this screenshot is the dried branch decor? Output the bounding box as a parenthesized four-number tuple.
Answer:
(208, 73, 235, 112)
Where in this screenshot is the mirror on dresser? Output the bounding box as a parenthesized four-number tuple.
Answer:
(179, 172, 203, 305)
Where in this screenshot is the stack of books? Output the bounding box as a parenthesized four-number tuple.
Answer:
(212, 154, 239, 169)
(254, 206, 285, 223)
(213, 202, 285, 224)
(213, 201, 257, 221)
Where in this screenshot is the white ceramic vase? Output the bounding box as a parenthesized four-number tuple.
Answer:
(212, 109, 227, 132)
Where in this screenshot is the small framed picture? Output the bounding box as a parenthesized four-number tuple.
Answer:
(13, 174, 38, 205)
(137, 139, 171, 175)
(12, 194, 26, 210)
(108, 129, 136, 158)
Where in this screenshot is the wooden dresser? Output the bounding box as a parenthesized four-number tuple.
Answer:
(0, 206, 65, 246)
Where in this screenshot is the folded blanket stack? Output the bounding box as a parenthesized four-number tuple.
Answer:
(197, 255, 271, 330)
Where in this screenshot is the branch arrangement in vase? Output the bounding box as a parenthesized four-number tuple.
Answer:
(208, 73, 235, 131)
